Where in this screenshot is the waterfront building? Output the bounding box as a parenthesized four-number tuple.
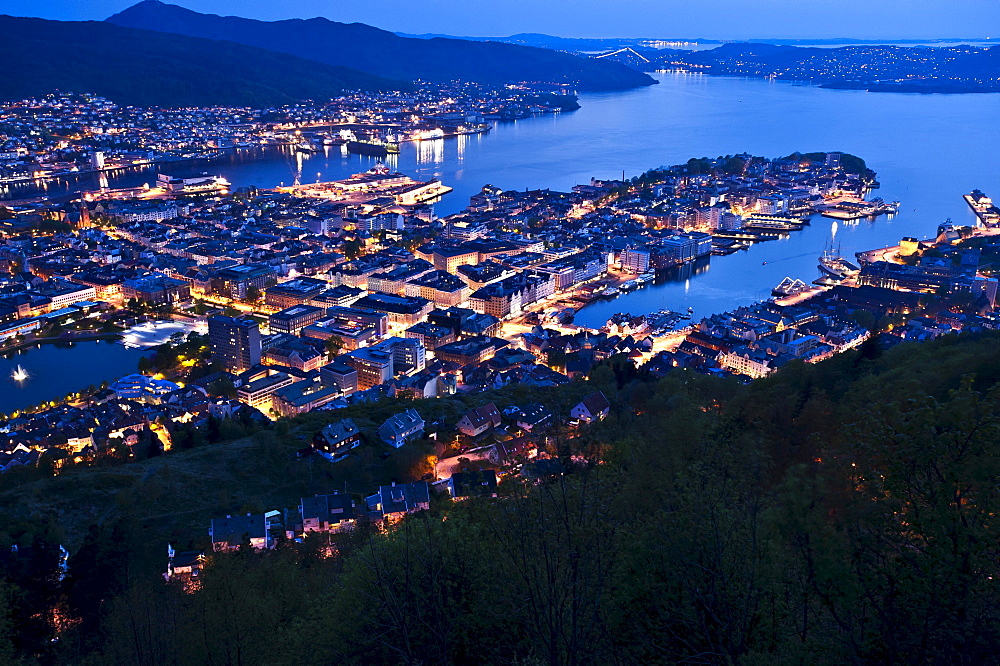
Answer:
(109, 374, 180, 403)
(652, 232, 713, 267)
(0, 318, 42, 341)
(621, 247, 651, 274)
(157, 173, 230, 195)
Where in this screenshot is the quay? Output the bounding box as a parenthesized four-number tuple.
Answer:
(964, 190, 1000, 226)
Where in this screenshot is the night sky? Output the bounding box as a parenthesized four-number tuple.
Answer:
(1, 0, 997, 40)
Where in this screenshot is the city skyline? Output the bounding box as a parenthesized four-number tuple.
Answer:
(1, 0, 998, 40)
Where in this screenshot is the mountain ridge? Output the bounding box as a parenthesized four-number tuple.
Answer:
(0, 14, 409, 106)
(106, 0, 657, 91)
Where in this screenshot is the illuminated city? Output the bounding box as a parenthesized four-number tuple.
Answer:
(1, 1, 999, 663)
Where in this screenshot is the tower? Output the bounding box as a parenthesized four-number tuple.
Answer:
(208, 315, 261, 373)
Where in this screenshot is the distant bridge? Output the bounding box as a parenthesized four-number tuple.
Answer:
(594, 47, 650, 64)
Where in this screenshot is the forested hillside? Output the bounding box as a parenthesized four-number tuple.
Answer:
(0, 15, 407, 106)
(2, 331, 999, 663)
(107, 1, 657, 92)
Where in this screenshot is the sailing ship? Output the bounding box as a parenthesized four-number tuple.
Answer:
(818, 242, 860, 280)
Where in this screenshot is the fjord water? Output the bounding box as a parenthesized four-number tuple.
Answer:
(5, 72, 1000, 329)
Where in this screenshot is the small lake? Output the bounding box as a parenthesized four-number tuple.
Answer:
(0, 341, 145, 415)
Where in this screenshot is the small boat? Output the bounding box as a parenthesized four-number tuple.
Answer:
(620, 280, 638, 291)
(601, 286, 620, 297)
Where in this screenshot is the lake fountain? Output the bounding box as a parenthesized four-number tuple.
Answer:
(11, 364, 28, 383)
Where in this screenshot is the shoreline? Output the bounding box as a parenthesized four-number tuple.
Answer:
(0, 332, 125, 356)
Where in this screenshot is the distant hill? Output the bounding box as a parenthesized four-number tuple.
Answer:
(643, 42, 1000, 93)
(397, 32, 722, 52)
(106, 1, 657, 91)
(0, 14, 408, 107)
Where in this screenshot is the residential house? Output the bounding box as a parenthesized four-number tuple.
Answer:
(313, 418, 361, 457)
(514, 403, 553, 432)
(209, 512, 280, 551)
(570, 391, 611, 423)
(366, 481, 431, 520)
(446, 470, 499, 499)
(378, 408, 425, 447)
(299, 493, 358, 533)
(164, 545, 205, 585)
(456, 402, 502, 437)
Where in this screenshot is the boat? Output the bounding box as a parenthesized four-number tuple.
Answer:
(818, 243, 860, 280)
(601, 286, 620, 297)
(347, 140, 400, 156)
(620, 280, 638, 291)
(556, 308, 576, 324)
(637, 272, 656, 285)
(743, 214, 806, 231)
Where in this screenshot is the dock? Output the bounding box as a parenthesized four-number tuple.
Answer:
(964, 190, 1000, 227)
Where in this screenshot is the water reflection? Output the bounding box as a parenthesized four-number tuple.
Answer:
(416, 138, 445, 165)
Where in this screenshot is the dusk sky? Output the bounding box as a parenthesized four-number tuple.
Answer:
(2, 0, 998, 40)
